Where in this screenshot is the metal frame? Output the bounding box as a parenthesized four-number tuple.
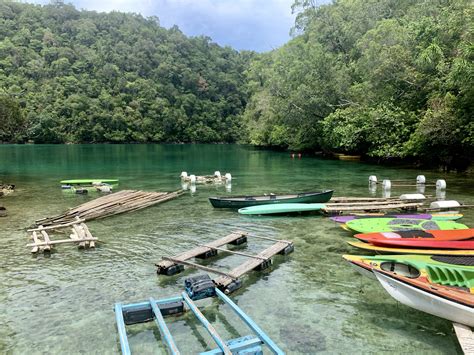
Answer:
(114, 289, 284, 355)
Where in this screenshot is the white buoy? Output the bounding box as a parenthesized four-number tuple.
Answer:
(190, 184, 196, 193)
(369, 184, 377, 195)
(382, 189, 391, 198)
(181, 182, 189, 190)
(225, 183, 232, 192)
(399, 193, 426, 201)
(417, 184, 426, 194)
(436, 189, 446, 200)
(382, 179, 391, 190)
(369, 175, 377, 184)
(180, 171, 188, 179)
(97, 185, 112, 193)
(436, 179, 447, 190)
(189, 174, 196, 184)
(214, 171, 221, 178)
(225, 173, 232, 182)
(430, 200, 460, 209)
(416, 175, 426, 184)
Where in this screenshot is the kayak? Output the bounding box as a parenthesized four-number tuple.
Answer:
(347, 240, 474, 255)
(355, 229, 474, 243)
(330, 213, 463, 223)
(374, 270, 474, 325)
(209, 190, 333, 208)
(342, 254, 474, 288)
(361, 239, 474, 250)
(238, 203, 326, 215)
(345, 218, 468, 233)
(60, 179, 119, 185)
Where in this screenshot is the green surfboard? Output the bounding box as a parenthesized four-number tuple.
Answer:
(345, 217, 468, 234)
(60, 179, 119, 185)
(238, 203, 326, 215)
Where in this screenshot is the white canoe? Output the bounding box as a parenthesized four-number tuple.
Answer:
(374, 270, 474, 327)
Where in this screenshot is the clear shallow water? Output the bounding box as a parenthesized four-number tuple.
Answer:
(0, 144, 473, 354)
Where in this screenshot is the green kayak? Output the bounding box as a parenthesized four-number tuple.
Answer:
(60, 179, 119, 185)
(238, 203, 326, 215)
(345, 254, 474, 289)
(345, 217, 468, 234)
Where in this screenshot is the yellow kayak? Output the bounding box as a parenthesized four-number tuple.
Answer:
(347, 241, 474, 255)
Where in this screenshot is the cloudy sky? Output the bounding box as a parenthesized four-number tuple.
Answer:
(28, 0, 297, 52)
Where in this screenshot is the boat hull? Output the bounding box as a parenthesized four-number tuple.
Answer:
(347, 241, 474, 255)
(238, 203, 325, 215)
(209, 190, 333, 208)
(374, 270, 474, 327)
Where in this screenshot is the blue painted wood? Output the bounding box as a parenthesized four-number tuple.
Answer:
(114, 303, 131, 355)
(215, 289, 285, 355)
(120, 296, 182, 312)
(199, 336, 263, 354)
(181, 292, 232, 355)
(149, 297, 181, 355)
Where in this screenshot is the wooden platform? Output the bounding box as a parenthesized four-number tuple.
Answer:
(453, 323, 474, 354)
(323, 201, 423, 214)
(156, 231, 294, 294)
(35, 189, 184, 227)
(27, 218, 98, 253)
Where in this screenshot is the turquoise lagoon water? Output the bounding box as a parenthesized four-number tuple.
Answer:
(0, 144, 473, 354)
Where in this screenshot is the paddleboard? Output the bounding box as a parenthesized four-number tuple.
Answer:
(330, 213, 463, 223)
(347, 241, 474, 255)
(345, 218, 468, 233)
(364, 239, 474, 250)
(238, 203, 326, 215)
(60, 179, 119, 185)
(355, 229, 474, 243)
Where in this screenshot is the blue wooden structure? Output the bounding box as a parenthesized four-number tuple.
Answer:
(114, 275, 284, 354)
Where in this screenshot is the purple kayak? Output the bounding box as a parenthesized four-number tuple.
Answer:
(330, 213, 464, 223)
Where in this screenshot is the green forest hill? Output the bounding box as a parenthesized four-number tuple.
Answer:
(0, 0, 472, 170)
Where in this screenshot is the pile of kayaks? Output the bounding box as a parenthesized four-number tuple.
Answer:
(341, 213, 474, 327)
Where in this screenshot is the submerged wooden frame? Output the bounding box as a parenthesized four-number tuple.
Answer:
(155, 231, 294, 294)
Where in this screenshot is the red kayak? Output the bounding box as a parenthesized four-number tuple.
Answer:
(355, 229, 474, 243)
(364, 239, 474, 250)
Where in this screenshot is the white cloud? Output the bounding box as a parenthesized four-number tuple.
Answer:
(26, 0, 297, 51)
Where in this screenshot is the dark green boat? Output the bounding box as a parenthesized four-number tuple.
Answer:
(209, 190, 334, 209)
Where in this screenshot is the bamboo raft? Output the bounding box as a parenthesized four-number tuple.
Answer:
(453, 323, 474, 354)
(156, 231, 294, 294)
(27, 218, 98, 253)
(35, 189, 184, 227)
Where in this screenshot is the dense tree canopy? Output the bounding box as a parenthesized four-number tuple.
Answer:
(244, 0, 473, 169)
(0, 0, 472, 169)
(0, 1, 251, 143)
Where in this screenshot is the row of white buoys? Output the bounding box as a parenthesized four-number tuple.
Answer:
(369, 175, 447, 190)
(180, 171, 232, 184)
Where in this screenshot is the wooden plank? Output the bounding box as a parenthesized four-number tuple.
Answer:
(329, 197, 398, 203)
(27, 219, 86, 232)
(323, 202, 422, 212)
(161, 257, 237, 279)
(214, 241, 291, 288)
(30, 231, 40, 253)
(245, 234, 292, 244)
(39, 226, 51, 251)
(325, 200, 413, 207)
(156, 231, 248, 270)
(72, 224, 86, 248)
(81, 223, 95, 248)
(35, 190, 184, 226)
(27, 237, 98, 247)
(453, 323, 474, 354)
(199, 244, 266, 260)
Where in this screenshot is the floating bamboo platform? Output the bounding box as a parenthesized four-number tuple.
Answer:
(156, 231, 294, 294)
(35, 189, 184, 227)
(323, 200, 423, 214)
(27, 218, 98, 253)
(453, 323, 474, 354)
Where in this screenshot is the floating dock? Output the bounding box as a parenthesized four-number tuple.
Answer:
(27, 217, 98, 253)
(35, 189, 184, 227)
(114, 275, 284, 355)
(156, 231, 294, 294)
(453, 323, 474, 354)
